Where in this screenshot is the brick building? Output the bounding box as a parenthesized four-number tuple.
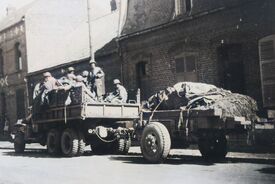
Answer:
(113, 0, 275, 115)
(0, 0, 127, 132)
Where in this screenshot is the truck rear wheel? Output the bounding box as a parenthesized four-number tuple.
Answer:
(14, 132, 25, 153)
(198, 132, 227, 159)
(141, 122, 171, 163)
(61, 129, 79, 157)
(47, 129, 61, 155)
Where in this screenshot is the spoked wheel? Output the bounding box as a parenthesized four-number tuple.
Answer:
(47, 129, 61, 155)
(61, 129, 79, 157)
(141, 122, 171, 163)
(198, 131, 228, 160)
(116, 137, 131, 155)
(78, 131, 86, 156)
(14, 132, 25, 153)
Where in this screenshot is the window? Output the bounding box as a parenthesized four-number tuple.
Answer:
(136, 61, 148, 89)
(175, 0, 193, 16)
(259, 35, 275, 107)
(0, 49, 3, 77)
(15, 43, 22, 71)
(110, 0, 117, 12)
(175, 55, 196, 73)
(185, 0, 192, 13)
(16, 89, 25, 119)
(175, 54, 198, 82)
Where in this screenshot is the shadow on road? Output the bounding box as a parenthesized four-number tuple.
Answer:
(257, 167, 275, 174)
(110, 154, 275, 166)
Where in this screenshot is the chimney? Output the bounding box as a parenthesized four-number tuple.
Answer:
(6, 6, 16, 16)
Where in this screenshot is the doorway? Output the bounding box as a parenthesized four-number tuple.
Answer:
(217, 44, 245, 94)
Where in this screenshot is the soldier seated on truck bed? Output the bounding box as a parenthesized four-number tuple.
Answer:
(75, 75, 96, 102)
(105, 79, 128, 103)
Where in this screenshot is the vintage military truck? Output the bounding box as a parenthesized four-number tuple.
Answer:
(13, 86, 140, 157)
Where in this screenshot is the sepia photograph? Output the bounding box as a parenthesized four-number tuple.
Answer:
(0, 0, 274, 183)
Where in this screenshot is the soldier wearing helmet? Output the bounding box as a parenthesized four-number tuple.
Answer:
(81, 70, 89, 88)
(88, 60, 105, 101)
(105, 79, 128, 103)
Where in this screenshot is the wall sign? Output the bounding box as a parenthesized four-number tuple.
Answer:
(0, 76, 8, 87)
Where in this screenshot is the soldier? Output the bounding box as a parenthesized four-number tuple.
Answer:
(89, 60, 105, 101)
(105, 79, 128, 103)
(40, 72, 59, 104)
(81, 70, 89, 88)
(75, 75, 96, 100)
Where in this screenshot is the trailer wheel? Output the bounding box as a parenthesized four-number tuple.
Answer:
(141, 122, 171, 163)
(61, 129, 79, 157)
(198, 132, 227, 159)
(47, 129, 61, 155)
(78, 131, 85, 156)
(14, 132, 25, 153)
(116, 137, 131, 154)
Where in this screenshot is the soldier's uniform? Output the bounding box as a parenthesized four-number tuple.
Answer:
(105, 79, 128, 103)
(89, 60, 105, 100)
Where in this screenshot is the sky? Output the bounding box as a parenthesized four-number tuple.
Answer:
(0, 0, 35, 19)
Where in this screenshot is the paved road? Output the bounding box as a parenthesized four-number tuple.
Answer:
(0, 141, 275, 184)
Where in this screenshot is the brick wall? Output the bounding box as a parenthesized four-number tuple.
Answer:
(120, 0, 275, 112)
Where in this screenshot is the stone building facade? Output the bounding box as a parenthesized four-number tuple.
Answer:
(116, 0, 275, 115)
(0, 20, 27, 131)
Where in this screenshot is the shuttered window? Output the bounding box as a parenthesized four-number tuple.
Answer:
(259, 35, 275, 107)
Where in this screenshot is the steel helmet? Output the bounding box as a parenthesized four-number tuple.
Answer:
(76, 75, 84, 82)
(43, 72, 52, 77)
(68, 67, 75, 72)
(113, 79, 121, 85)
(82, 70, 89, 77)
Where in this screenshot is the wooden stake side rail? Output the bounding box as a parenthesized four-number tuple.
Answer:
(33, 103, 140, 124)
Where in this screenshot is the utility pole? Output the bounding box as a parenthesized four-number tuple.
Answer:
(86, 0, 94, 62)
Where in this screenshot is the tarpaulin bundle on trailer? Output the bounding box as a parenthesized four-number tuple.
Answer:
(144, 82, 258, 121)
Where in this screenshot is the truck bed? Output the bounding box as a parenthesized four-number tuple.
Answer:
(32, 86, 140, 123)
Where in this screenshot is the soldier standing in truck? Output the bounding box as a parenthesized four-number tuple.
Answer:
(89, 60, 105, 101)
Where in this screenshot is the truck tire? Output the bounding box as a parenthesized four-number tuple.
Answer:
(116, 137, 131, 154)
(14, 132, 25, 153)
(61, 129, 79, 157)
(198, 132, 227, 160)
(78, 131, 85, 156)
(90, 142, 113, 155)
(141, 122, 171, 163)
(47, 129, 61, 155)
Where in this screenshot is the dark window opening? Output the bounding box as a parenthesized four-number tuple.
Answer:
(175, 58, 185, 73)
(110, 0, 117, 12)
(15, 43, 22, 71)
(175, 55, 197, 73)
(217, 44, 245, 94)
(0, 49, 3, 77)
(185, 0, 192, 13)
(16, 89, 25, 119)
(136, 61, 148, 89)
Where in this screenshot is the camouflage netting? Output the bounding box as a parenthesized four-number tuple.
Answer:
(144, 82, 258, 121)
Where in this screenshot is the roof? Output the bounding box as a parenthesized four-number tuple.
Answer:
(0, 1, 38, 32)
(121, 0, 175, 35)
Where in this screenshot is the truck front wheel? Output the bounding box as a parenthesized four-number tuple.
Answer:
(141, 122, 171, 163)
(47, 129, 61, 155)
(14, 132, 25, 153)
(61, 129, 79, 157)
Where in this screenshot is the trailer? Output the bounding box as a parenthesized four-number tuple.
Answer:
(13, 86, 140, 157)
(135, 107, 252, 163)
